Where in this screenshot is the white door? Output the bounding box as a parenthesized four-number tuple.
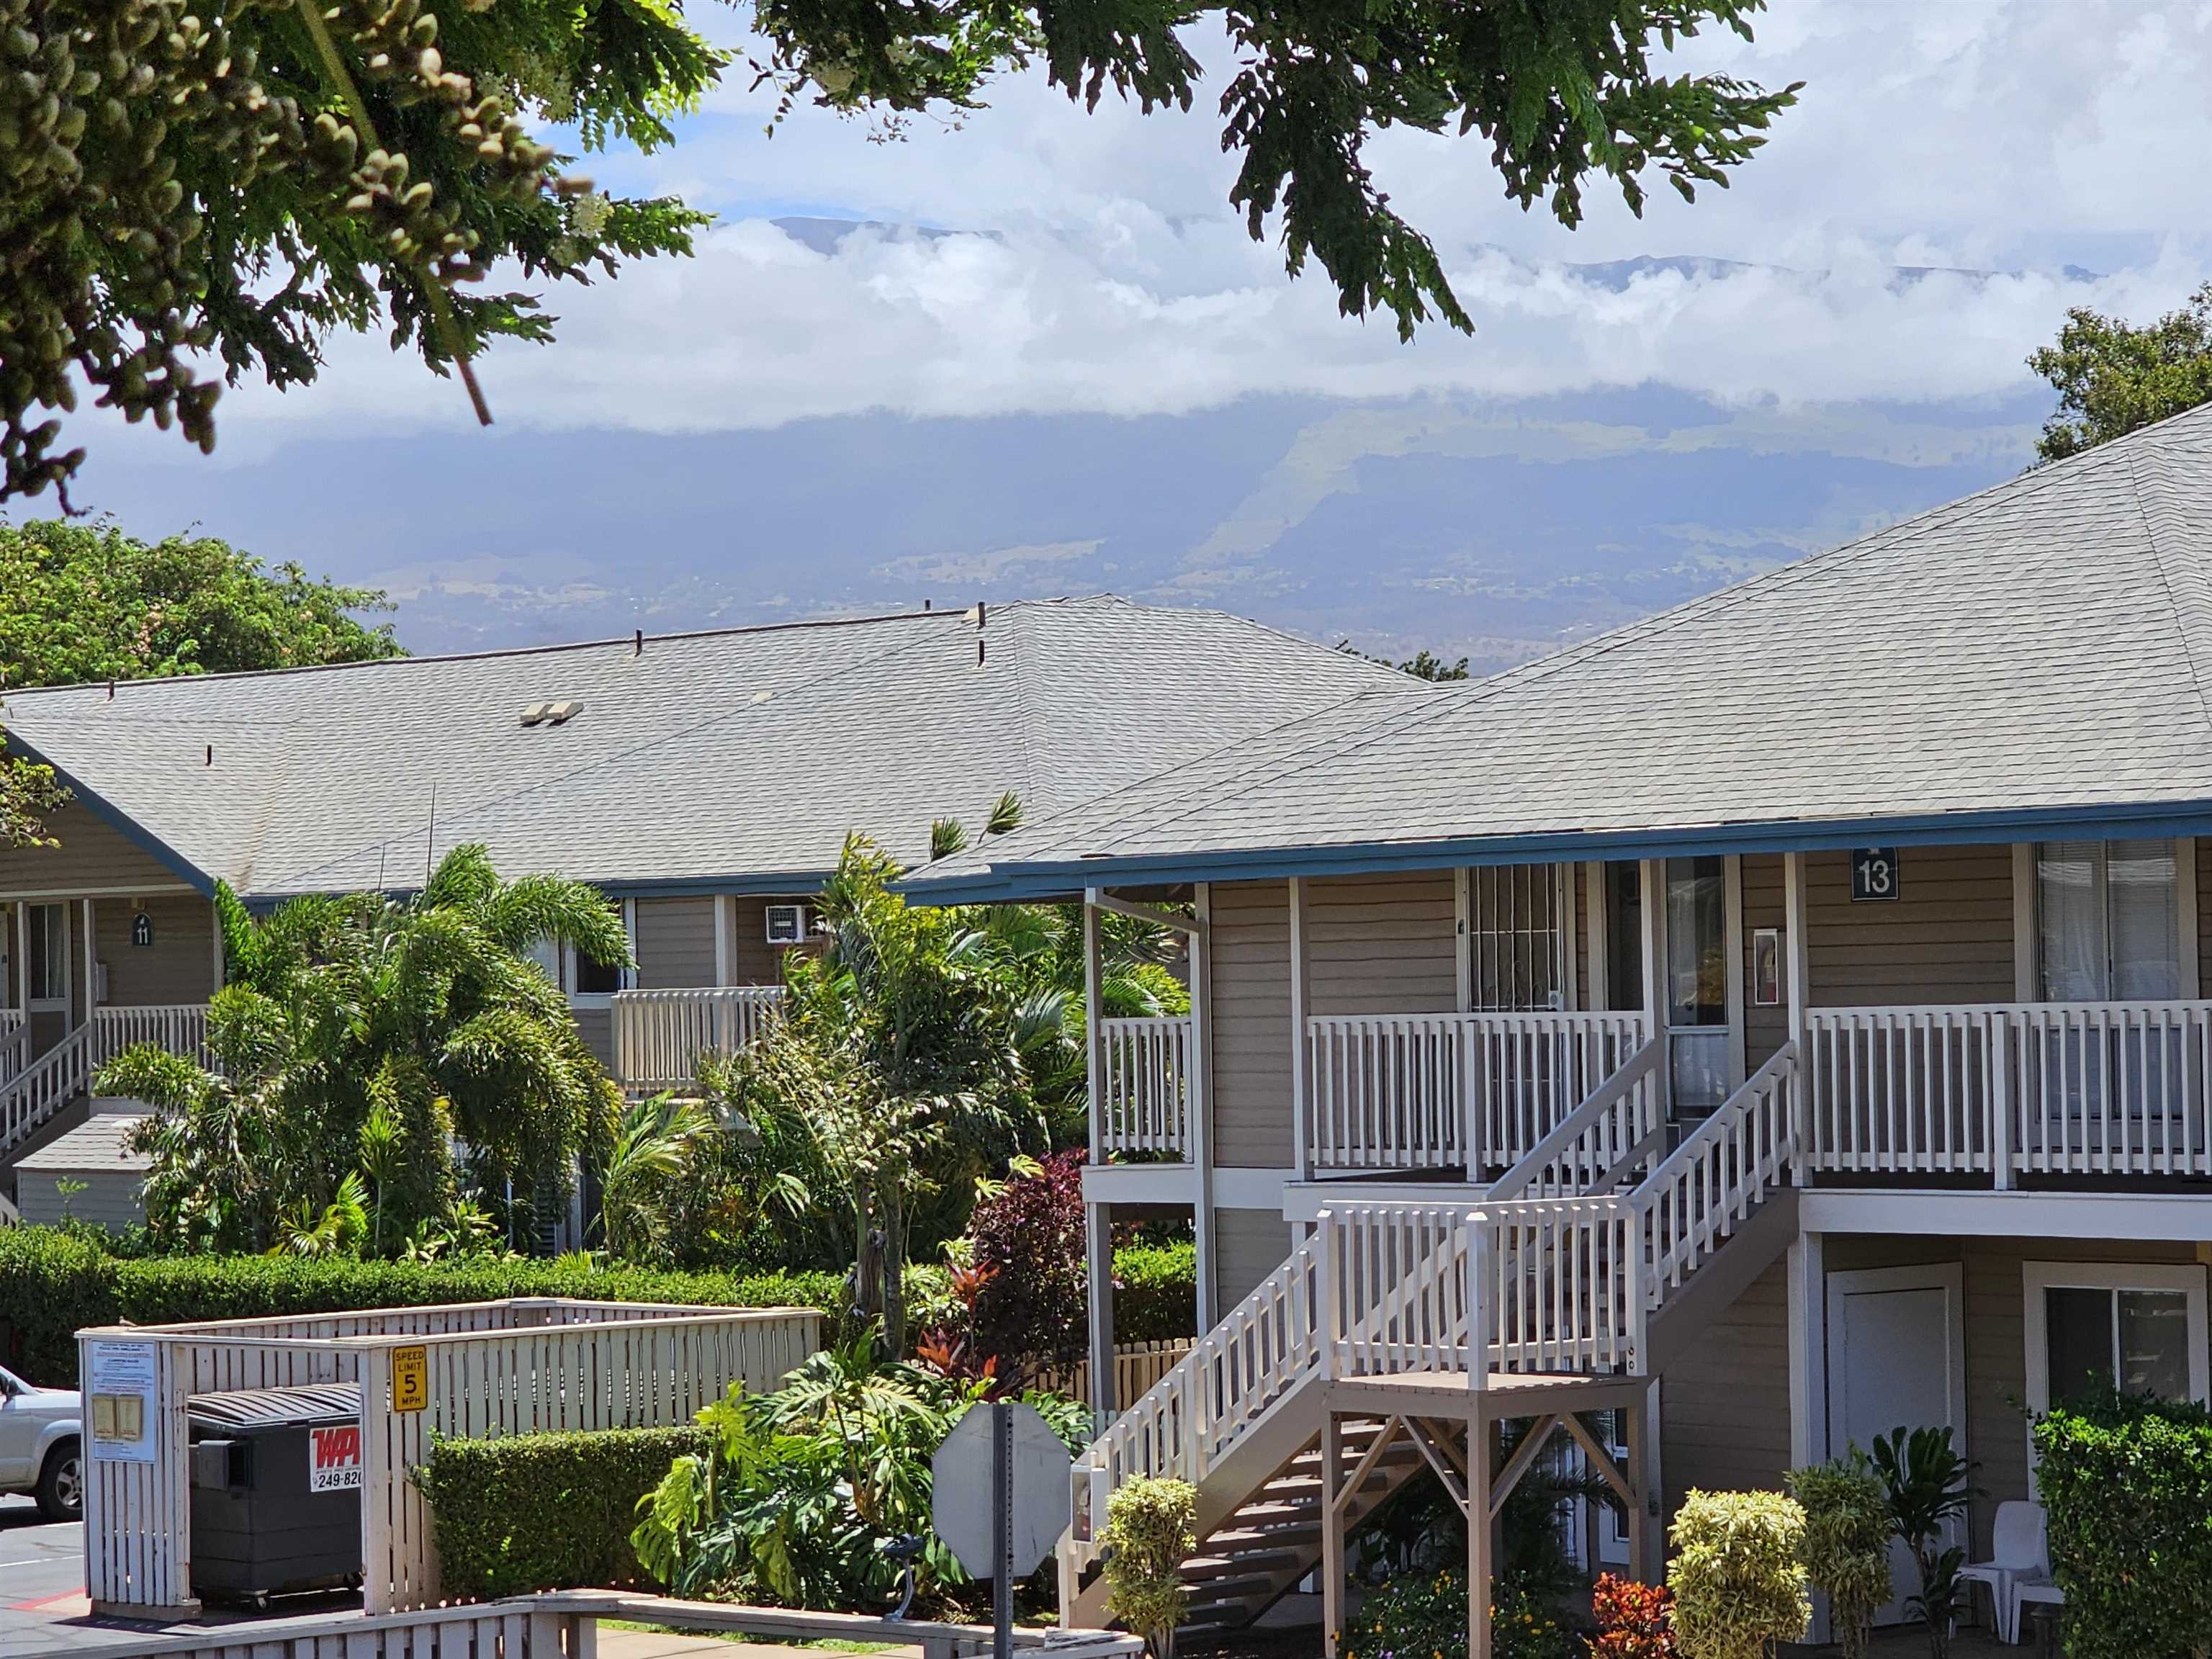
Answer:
(1827, 1264, 1966, 1626)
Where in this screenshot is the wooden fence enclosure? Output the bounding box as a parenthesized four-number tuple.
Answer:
(78, 1299, 823, 1621)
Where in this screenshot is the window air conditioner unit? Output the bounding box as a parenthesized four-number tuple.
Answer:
(765, 904, 809, 945)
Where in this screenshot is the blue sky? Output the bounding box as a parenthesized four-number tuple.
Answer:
(37, 0, 2212, 666)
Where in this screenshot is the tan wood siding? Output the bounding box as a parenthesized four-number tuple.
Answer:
(1804, 843, 2015, 1007)
(93, 896, 215, 1007)
(17, 1167, 143, 1229)
(572, 1005, 613, 1071)
(729, 896, 817, 986)
(0, 804, 192, 895)
(1660, 1259, 1791, 1516)
(1305, 872, 1457, 1017)
(1213, 1208, 1295, 1312)
(1210, 881, 1292, 1169)
(1741, 853, 1787, 1069)
(634, 897, 719, 990)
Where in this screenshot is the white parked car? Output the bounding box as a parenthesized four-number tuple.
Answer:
(0, 1365, 81, 1521)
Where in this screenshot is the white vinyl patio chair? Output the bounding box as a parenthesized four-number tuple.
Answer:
(1957, 1501, 2050, 1642)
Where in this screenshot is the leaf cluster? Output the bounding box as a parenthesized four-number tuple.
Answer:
(2029, 281, 2212, 464)
(1101, 1475, 1196, 1657)
(1665, 1488, 1808, 1659)
(1785, 1448, 1890, 1659)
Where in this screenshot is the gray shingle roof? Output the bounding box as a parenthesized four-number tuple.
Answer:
(909, 403, 2212, 898)
(0, 596, 1408, 898)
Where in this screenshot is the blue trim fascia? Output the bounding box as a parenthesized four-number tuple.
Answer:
(2, 732, 218, 896)
(897, 797, 2212, 904)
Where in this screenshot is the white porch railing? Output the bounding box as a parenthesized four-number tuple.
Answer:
(611, 986, 785, 1089)
(1488, 1038, 1667, 1200)
(90, 1003, 216, 1071)
(0, 1023, 89, 1154)
(1098, 1015, 1192, 1159)
(1305, 1010, 1647, 1174)
(1804, 1001, 2212, 1185)
(1641, 1044, 1799, 1297)
(0, 1011, 25, 1086)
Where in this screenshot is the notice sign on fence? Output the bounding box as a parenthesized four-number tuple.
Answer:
(84, 1340, 158, 1464)
(310, 1424, 363, 1492)
(392, 1345, 428, 1413)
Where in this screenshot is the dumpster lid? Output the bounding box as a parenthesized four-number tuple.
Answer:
(186, 1382, 361, 1430)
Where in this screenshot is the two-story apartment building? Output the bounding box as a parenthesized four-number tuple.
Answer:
(908, 405, 2212, 1651)
(0, 595, 1408, 1220)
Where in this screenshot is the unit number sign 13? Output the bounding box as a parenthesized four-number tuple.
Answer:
(1851, 847, 1899, 903)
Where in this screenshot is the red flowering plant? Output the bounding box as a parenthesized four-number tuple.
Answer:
(913, 1260, 1015, 1395)
(1590, 1572, 1676, 1659)
(966, 1149, 1088, 1376)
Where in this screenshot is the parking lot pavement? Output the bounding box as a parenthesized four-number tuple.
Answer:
(0, 1496, 96, 1657)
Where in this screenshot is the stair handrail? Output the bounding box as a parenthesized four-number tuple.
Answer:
(1628, 1041, 1799, 1304)
(0, 1015, 28, 1086)
(1487, 1038, 1666, 1201)
(0, 1022, 93, 1154)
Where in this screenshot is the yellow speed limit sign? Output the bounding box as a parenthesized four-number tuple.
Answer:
(393, 1344, 429, 1413)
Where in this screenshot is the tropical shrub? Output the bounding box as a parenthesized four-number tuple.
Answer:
(1591, 1572, 1676, 1659)
(1665, 1490, 1808, 1659)
(2033, 1390, 2212, 1659)
(1113, 1241, 1197, 1344)
(0, 1224, 844, 1386)
(1101, 1476, 1197, 1659)
(1870, 1426, 1974, 1659)
(968, 1150, 1088, 1374)
(1337, 1568, 1575, 1659)
(630, 1331, 1087, 1616)
(1787, 1449, 1891, 1659)
(415, 1425, 714, 1596)
(104, 845, 628, 1254)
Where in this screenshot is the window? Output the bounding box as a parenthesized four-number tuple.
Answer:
(1468, 864, 1566, 1011)
(2024, 1262, 2208, 1424)
(1665, 857, 1729, 1110)
(569, 948, 624, 998)
(25, 904, 66, 1004)
(2037, 839, 2178, 1001)
(1604, 863, 1643, 1013)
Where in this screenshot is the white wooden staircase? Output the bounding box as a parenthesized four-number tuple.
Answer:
(1061, 1039, 1804, 1632)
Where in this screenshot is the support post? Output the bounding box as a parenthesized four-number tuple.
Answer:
(1469, 1407, 1494, 1659)
(714, 894, 737, 986)
(1192, 883, 1219, 1332)
(1629, 1380, 1661, 1583)
(14, 902, 27, 1017)
(1317, 1208, 1339, 1380)
(1289, 876, 1313, 1182)
(1466, 1211, 1492, 1390)
(81, 896, 95, 1029)
(1082, 896, 1105, 1165)
(1085, 1202, 1115, 1422)
(1783, 852, 1811, 1184)
(1321, 1408, 1345, 1659)
(1788, 1229, 1831, 1641)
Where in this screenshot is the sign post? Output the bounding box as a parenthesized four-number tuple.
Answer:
(932, 1399, 1073, 1659)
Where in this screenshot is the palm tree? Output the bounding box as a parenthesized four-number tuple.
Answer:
(105, 843, 629, 1254)
(599, 1093, 711, 1262)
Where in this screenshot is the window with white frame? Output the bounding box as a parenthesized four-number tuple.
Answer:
(1467, 864, 1568, 1011)
(527, 898, 633, 1005)
(2036, 840, 2180, 1002)
(25, 903, 66, 1005)
(2023, 1262, 2209, 1417)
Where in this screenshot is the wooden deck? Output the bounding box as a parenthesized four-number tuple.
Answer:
(1323, 1368, 1650, 1417)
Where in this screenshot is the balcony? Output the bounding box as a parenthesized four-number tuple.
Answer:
(610, 986, 785, 1092)
(1804, 999, 2212, 1186)
(1098, 1015, 1193, 1161)
(1304, 1011, 1649, 1176)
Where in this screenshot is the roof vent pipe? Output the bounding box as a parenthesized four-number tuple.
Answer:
(634, 628, 644, 657)
(204, 745, 213, 767)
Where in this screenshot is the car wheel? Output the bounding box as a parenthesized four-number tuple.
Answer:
(35, 1439, 82, 1522)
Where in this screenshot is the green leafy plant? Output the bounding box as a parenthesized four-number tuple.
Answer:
(2028, 283, 2212, 463)
(415, 1424, 714, 1596)
(1338, 1568, 1575, 1659)
(1869, 1426, 1974, 1659)
(1101, 1475, 1196, 1659)
(1787, 1449, 1891, 1659)
(104, 843, 629, 1254)
(630, 1328, 1087, 1617)
(598, 1094, 711, 1264)
(1112, 1241, 1197, 1344)
(1665, 1488, 1808, 1659)
(2033, 1389, 2212, 1659)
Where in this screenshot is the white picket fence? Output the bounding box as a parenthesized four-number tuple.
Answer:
(1804, 1001, 2212, 1184)
(91, 1002, 216, 1071)
(1304, 1011, 1647, 1173)
(79, 1299, 823, 1619)
(610, 986, 784, 1089)
(1097, 1016, 1192, 1159)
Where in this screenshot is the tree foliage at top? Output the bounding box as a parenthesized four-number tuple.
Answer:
(2028, 281, 2212, 463)
(0, 518, 400, 848)
(101, 842, 628, 1254)
(1, 0, 1795, 505)
(0, 0, 719, 504)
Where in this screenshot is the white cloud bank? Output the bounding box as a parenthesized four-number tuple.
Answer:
(84, 0, 2212, 459)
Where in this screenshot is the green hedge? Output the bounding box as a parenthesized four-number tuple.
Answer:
(0, 1227, 845, 1387)
(414, 1424, 714, 1597)
(1114, 1242, 1196, 1344)
(2034, 1393, 2212, 1659)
